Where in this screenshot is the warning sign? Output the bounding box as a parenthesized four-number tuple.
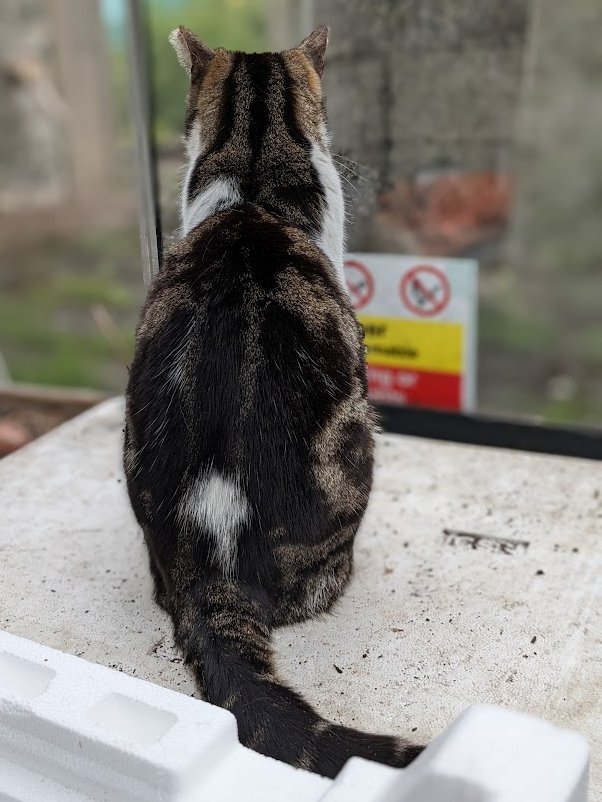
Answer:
(344, 254, 478, 412)
(400, 265, 450, 317)
(344, 259, 374, 309)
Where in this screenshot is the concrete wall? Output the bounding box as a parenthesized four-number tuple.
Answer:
(315, 0, 530, 253)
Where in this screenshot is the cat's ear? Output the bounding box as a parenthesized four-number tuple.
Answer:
(169, 26, 214, 80)
(298, 26, 329, 77)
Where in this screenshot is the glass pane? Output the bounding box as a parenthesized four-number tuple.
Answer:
(310, 0, 601, 428)
(145, 0, 601, 430)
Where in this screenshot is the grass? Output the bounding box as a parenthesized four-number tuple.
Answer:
(41, 271, 132, 308)
(0, 229, 140, 391)
(0, 292, 135, 389)
(478, 302, 556, 355)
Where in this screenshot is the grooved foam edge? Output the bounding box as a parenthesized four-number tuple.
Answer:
(0, 630, 589, 802)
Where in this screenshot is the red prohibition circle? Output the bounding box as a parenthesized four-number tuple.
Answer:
(344, 259, 375, 310)
(400, 265, 451, 317)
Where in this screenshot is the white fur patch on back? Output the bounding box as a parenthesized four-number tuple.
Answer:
(182, 175, 241, 235)
(179, 471, 248, 576)
(310, 128, 347, 293)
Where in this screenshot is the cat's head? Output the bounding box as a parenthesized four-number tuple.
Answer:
(168, 26, 330, 162)
(168, 26, 345, 278)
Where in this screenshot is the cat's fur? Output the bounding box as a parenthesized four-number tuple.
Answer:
(124, 25, 423, 778)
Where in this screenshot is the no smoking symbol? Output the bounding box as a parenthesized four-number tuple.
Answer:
(400, 265, 450, 317)
(344, 259, 374, 310)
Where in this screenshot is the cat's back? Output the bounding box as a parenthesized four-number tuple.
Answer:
(164, 205, 338, 300)
(131, 204, 365, 465)
(141, 204, 358, 368)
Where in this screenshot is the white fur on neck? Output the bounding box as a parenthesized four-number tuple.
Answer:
(310, 126, 347, 293)
(181, 118, 204, 224)
(181, 121, 347, 294)
(180, 118, 241, 235)
(182, 175, 241, 235)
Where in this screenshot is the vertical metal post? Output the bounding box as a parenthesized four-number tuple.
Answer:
(299, 0, 314, 38)
(125, 0, 162, 285)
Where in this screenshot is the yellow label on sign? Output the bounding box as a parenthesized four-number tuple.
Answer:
(359, 315, 464, 374)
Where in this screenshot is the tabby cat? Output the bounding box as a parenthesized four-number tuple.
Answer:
(124, 25, 423, 778)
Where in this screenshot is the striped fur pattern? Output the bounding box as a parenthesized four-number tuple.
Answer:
(124, 26, 423, 779)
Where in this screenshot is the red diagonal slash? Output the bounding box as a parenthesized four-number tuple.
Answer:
(400, 265, 451, 317)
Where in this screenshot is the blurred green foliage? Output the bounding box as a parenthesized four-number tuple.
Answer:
(109, 0, 268, 143)
(0, 230, 140, 390)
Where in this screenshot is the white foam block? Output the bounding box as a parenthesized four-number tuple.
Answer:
(398, 704, 590, 802)
(0, 629, 242, 802)
(0, 630, 589, 802)
(377, 705, 590, 802)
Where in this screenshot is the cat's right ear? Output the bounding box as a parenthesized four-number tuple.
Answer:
(298, 26, 329, 77)
(169, 26, 214, 80)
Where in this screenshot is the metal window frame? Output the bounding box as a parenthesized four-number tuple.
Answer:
(126, 0, 162, 285)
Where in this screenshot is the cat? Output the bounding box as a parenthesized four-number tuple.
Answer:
(123, 25, 423, 778)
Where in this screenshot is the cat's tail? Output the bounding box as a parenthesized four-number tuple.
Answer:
(173, 579, 423, 779)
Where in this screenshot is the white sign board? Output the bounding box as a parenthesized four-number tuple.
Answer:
(344, 254, 478, 411)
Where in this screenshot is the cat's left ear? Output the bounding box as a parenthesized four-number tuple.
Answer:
(169, 26, 214, 81)
(298, 26, 329, 78)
